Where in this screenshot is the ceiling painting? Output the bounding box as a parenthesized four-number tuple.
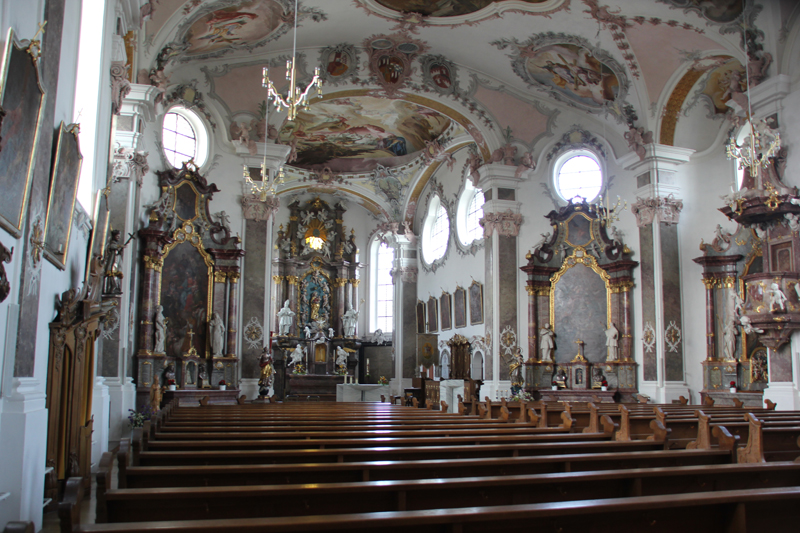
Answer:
(279, 96, 451, 172)
(373, 0, 551, 17)
(494, 34, 627, 113)
(697, 58, 745, 115)
(364, 33, 428, 95)
(656, 0, 744, 24)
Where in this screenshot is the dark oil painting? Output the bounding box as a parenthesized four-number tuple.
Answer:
(161, 241, 210, 358)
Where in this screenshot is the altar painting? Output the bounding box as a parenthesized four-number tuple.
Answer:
(550, 255, 610, 363)
(160, 241, 211, 357)
(278, 96, 450, 171)
(182, 0, 285, 57)
(524, 43, 620, 108)
(299, 269, 331, 328)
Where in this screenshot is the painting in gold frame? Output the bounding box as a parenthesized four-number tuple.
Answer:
(0, 28, 46, 237)
(440, 291, 452, 331)
(454, 286, 467, 329)
(469, 280, 484, 325)
(43, 122, 82, 269)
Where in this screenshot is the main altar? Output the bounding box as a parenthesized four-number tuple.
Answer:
(521, 200, 639, 401)
(270, 197, 362, 401)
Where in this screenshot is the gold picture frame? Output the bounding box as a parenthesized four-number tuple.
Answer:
(43, 122, 83, 269)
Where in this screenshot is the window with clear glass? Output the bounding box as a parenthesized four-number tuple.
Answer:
(554, 151, 603, 202)
(375, 242, 394, 332)
(464, 189, 484, 242)
(423, 199, 450, 263)
(162, 111, 198, 168)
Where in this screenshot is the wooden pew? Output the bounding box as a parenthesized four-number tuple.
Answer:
(60, 481, 800, 533)
(95, 458, 800, 523)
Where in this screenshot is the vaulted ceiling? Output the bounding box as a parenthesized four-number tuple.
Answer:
(137, 0, 796, 217)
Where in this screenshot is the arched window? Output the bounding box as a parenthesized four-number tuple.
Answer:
(553, 150, 603, 202)
(161, 107, 209, 168)
(422, 196, 450, 264)
(456, 180, 485, 246)
(370, 240, 395, 333)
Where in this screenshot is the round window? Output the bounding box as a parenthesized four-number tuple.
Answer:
(554, 151, 603, 202)
(161, 108, 209, 169)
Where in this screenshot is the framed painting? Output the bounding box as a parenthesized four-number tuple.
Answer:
(469, 280, 484, 325)
(454, 286, 467, 329)
(440, 292, 452, 331)
(427, 295, 438, 333)
(159, 236, 213, 358)
(0, 28, 46, 237)
(416, 300, 426, 334)
(43, 122, 82, 269)
(87, 191, 110, 273)
(417, 333, 438, 369)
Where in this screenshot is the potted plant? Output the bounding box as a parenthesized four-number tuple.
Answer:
(601, 379, 608, 392)
(293, 363, 307, 375)
(551, 380, 557, 391)
(167, 379, 176, 391)
(219, 379, 227, 391)
(730, 380, 736, 393)
(127, 406, 152, 429)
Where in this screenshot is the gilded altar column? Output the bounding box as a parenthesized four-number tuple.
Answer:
(702, 276, 717, 361)
(226, 272, 240, 357)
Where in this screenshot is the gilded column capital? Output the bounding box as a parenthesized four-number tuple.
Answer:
(214, 271, 228, 283)
(228, 272, 240, 284)
(143, 255, 163, 272)
(610, 280, 635, 293)
(333, 278, 348, 288)
(286, 275, 299, 286)
(272, 275, 284, 284)
(349, 278, 361, 288)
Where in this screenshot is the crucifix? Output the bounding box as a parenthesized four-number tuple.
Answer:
(186, 326, 195, 350)
(574, 338, 586, 360)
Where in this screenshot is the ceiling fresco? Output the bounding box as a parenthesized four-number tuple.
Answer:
(278, 97, 451, 172)
(373, 0, 552, 17)
(657, 0, 744, 24)
(494, 34, 627, 113)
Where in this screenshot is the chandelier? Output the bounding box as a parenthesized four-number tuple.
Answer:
(593, 193, 627, 227)
(262, 0, 323, 122)
(243, 160, 284, 202)
(726, 118, 781, 183)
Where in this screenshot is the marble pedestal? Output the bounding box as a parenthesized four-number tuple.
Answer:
(336, 384, 389, 402)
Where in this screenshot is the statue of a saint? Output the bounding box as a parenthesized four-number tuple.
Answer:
(103, 230, 130, 295)
(722, 320, 738, 361)
(149, 381, 163, 412)
(153, 305, 166, 354)
(739, 315, 764, 335)
(289, 344, 306, 367)
(769, 282, 788, 312)
(258, 346, 274, 397)
(539, 323, 555, 362)
(342, 304, 359, 337)
(198, 364, 209, 388)
(310, 295, 321, 322)
(164, 362, 176, 383)
(277, 300, 295, 336)
(509, 347, 524, 386)
(209, 312, 225, 357)
(335, 346, 348, 368)
(605, 323, 619, 361)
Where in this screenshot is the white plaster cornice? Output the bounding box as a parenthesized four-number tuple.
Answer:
(619, 144, 695, 174)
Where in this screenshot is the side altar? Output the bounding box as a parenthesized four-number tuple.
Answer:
(520, 200, 638, 400)
(134, 162, 244, 409)
(271, 197, 363, 401)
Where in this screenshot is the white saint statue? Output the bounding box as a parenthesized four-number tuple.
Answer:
(605, 323, 619, 361)
(335, 346, 348, 368)
(539, 323, 555, 362)
(739, 315, 764, 335)
(277, 300, 295, 336)
(289, 344, 306, 367)
(209, 312, 225, 357)
(153, 305, 166, 354)
(768, 283, 788, 312)
(722, 320, 738, 361)
(342, 304, 359, 337)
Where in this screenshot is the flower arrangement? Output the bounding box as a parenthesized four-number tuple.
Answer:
(219, 379, 226, 386)
(378, 376, 389, 385)
(335, 364, 347, 376)
(730, 381, 736, 387)
(127, 406, 152, 429)
(510, 391, 534, 402)
(293, 363, 307, 375)
(167, 379, 176, 386)
(602, 380, 608, 387)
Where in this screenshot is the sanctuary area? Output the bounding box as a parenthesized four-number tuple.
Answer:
(1, 0, 800, 530)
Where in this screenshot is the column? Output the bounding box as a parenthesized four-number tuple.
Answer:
(622, 144, 693, 403)
(477, 164, 523, 398)
(240, 142, 287, 398)
(226, 271, 240, 357)
(391, 236, 417, 395)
